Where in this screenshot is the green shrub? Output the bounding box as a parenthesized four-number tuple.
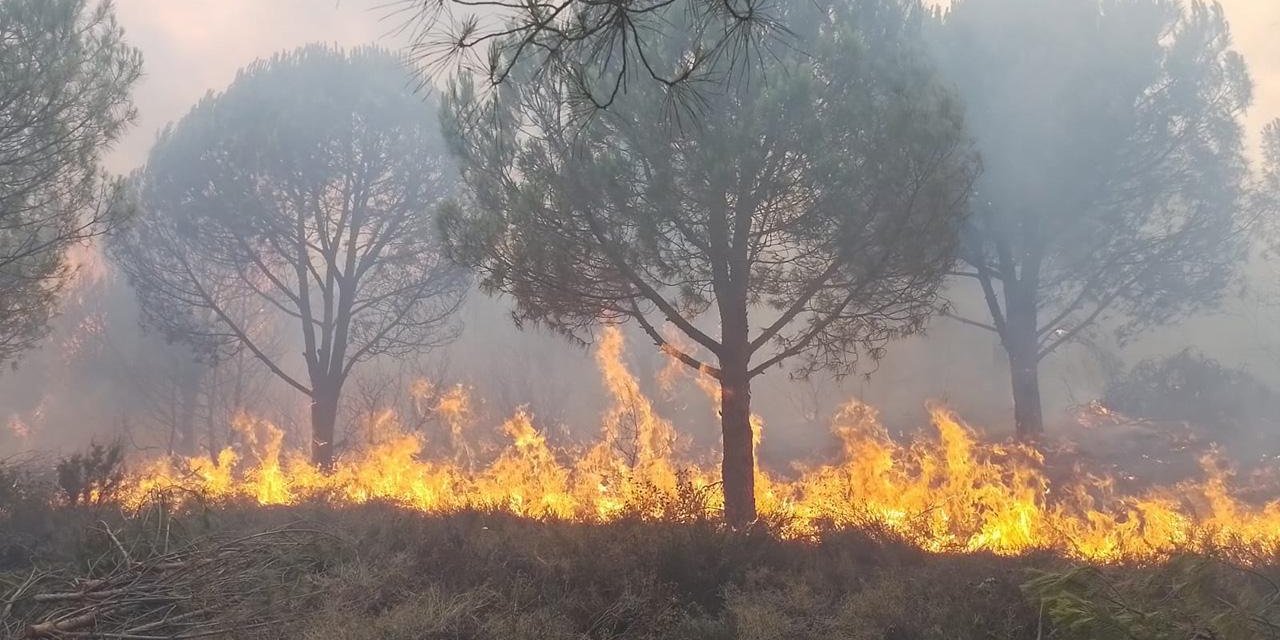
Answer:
(55, 440, 124, 505)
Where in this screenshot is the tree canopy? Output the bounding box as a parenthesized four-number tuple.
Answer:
(933, 0, 1253, 436)
(441, 0, 977, 525)
(112, 46, 468, 467)
(399, 0, 786, 123)
(0, 0, 141, 366)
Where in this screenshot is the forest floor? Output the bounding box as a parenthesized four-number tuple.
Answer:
(3, 496, 1280, 640)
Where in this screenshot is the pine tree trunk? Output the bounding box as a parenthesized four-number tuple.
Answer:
(719, 361, 756, 527)
(310, 382, 340, 470)
(1005, 300, 1044, 439)
(176, 368, 201, 456)
(1009, 347, 1043, 438)
(205, 386, 219, 464)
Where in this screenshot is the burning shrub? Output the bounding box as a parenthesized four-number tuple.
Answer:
(1103, 349, 1276, 433)
(55, 441, 124, 506)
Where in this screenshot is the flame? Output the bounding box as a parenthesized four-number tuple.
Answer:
(414, 380, 474, 463)
(122, 327, 1280, 562)
(7, 415, 32, 440)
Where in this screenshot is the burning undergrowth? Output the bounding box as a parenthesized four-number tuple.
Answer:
(111, 328, 1280, 564)
(3, 500, 1279, 639)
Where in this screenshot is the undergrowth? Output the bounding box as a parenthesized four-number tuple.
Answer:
(2, 457, 1279, 639)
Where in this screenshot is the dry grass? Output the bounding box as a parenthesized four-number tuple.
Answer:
(2, 480, 1279, 639)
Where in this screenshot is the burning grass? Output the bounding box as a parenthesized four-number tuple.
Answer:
(2, 499, 1280, 639)
(114, 327, 1280, 564)
(7, 328, 1280, 637)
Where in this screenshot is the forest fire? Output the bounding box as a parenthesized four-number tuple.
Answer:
(12, 0, 1280, 637)
(122, 328, 1280, 563)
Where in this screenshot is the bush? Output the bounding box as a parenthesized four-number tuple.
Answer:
(1103, 349, 1276, 433)
(1026, 554, 1280, 640)
(0, 458, 35, 516)
(55, 440, 124, 505)
(0, 455, 60, 568)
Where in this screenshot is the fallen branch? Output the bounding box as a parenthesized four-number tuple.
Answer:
(3, 523, 328, 640)
(23, 611, 96, 637)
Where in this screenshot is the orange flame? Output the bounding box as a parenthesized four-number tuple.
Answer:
(122, 327, 1280, 561)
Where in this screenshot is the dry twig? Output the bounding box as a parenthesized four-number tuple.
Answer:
(1, 522, 327, 639)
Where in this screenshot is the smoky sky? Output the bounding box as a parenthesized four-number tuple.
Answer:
(29, 0, 1275, 459)
(104, 0, 411, 174)
(105, 0, 1280, 176)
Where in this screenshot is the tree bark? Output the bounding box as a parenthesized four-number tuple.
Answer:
(205, 387, 218, 464)
(1005, 296, 1043, 438)
(310, 381, 340, 470)
(719, 354, 756, 527)
(1009, 347, 1043, 438)
(205, 363, 221, 464)
(175, 364, 202, 456)
(176, 383, 198, 456)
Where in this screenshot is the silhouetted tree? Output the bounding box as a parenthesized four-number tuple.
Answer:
(441, 0, 976, 525)
(1261, 119, 1280, 219)
(112, 46, 469, 468)
(0, 0, 141, 366)
(933, 0, 1252, 437)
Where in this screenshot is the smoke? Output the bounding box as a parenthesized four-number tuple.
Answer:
(3, 0, 1280, 470)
